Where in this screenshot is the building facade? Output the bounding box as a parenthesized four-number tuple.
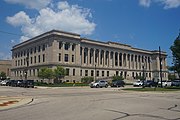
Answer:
(11, 30, 168, 83)
(0, 60, 11, 78)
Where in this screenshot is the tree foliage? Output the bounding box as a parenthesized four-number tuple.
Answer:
(0, 72, 6, 80)
(54, 66, 66, 80)
(81, 77, 94, 84)
(170, 34, 180, 78)
(38, 67, 51, 80)
(112, 75, 124, 82)
(38, 66, 66, 83)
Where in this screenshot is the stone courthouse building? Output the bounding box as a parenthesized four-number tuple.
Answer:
(11, 30, 168, 83)
(0, 60, 11, 78)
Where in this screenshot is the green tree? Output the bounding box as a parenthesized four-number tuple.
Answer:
(54, 66, 66, 82)
(0, 72, 6, 80)
(170, 33, 180, 78)
(38, 67, 53, 83)
(112, 75, 124, 82)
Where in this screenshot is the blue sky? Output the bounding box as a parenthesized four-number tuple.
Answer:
(0, 0, 180, 66)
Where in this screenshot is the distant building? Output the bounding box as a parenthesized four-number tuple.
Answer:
(11, 30, 168, 83)
(0, 60, 11, 78)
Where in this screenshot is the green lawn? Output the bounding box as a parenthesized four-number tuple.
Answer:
(123, 87, 180, 92)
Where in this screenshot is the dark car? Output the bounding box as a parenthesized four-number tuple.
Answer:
(144, 80, 158, 87)
(171, 80, 180, 87)
(111, 80, 125, 87)
(22, 80, 34, 88)
(10, 80, 18, 87)
(17, 80, 23, 87)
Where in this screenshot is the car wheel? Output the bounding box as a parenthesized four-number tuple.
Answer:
(105, 84, 108, 88)
(96, 85, 99, 88)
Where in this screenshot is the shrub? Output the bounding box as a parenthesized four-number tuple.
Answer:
(81, 77, 94, 84)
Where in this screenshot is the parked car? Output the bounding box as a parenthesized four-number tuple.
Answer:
(144, 80, 158, 87)
(171, 80, 180, 87)
(22, 80, 34, 88)
(111, 80, 125, 87)
(0, 80, 9, 86)
(158, 80, 172, 87)
(10, 80, 18, 87)
(133, 80, 143, 87)
(90, 80, 108, 88)
(17, 80, 23, 87)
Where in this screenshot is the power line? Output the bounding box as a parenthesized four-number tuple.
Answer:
(0, 30, 22, 36)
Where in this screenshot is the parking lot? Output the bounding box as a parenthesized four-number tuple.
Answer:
(0, 86, 180, 120)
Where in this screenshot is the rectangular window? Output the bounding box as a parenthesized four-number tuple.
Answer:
(66, 68, 69, 76)
(72, 44, 75, 51)
(34, 47, 36, 53)
(85, 70, 88, 76)
(107, 71, 109, 77)
(91, 70, 94, 76)
(31, 57, 33, 64)
(116, 71, 118, 76)
(97, 71, 99, 77)
(73, 69, 75, 76)
(65, 54, 69, 62)
(72, 55, 74, 62)
(34, 56, 36, 63)
(38, 46, 41, 52)
(65, 43, 69, 50)
(59, 53, 61, 61)
(42, 44, 45, 51)
(30, 48, 33, 54)
(33, 69, 35, 76)
(43, 54, 45, 62)
(38, 55, 41, 63)
(59, 42, 62, 49)
(102, 71, 104, 77)
(80, 70, 82, 76)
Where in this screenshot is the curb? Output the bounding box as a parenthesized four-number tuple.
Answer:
(0, 97, 33, 111)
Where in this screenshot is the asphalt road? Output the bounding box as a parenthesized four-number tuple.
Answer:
(0, 86, 180, 120)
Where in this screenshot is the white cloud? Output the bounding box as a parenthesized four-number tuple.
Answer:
(6, 11, 31, 27)
(4, 0, 52, 9)
(6, 1, 96, 42)
(139, 0, 180, 9)
(139, 0, 152, 7)
(157, 0, 180, 9)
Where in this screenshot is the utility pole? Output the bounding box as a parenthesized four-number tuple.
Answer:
(159, 46, 163, 88)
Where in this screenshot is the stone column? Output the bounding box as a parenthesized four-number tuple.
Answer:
(113, 52, 115, 67)
(98, 49, 101, 66)
(117, 52, 119, 67)
(62, 42, 65, 63)
(81, 47, 84, 65)
(121, 53, 124, 68)
(93, 49, 96, 65)
(108, 51, 111, 67)
(88, 48, 90, 65)
(103, 50, 105, 67)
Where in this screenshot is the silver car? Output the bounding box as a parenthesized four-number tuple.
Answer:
(90, 80, 108, 88)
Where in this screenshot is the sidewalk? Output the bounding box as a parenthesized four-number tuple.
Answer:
(0, 96, 33, 111)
